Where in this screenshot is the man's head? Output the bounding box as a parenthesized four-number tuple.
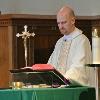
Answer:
(57, 6, 75, 35)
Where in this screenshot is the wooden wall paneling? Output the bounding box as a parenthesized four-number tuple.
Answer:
(0, 26, 10, 87)
(8, 25, 14, 86)
(34, 35, 49, 63)
(76, 20, 92, 44)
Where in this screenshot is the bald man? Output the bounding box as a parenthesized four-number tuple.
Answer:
(48, 6, 95, 86)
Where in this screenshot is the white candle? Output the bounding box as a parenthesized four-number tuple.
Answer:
(94, 29, 97, 34)
(92, 37, 100, 64)
(24, 25, 27, 32)
(92, 29, 98, 37)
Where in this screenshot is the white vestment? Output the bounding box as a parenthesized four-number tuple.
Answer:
(48, 28, 95, 86)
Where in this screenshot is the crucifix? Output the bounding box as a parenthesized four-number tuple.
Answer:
(16, 25, 35, 67)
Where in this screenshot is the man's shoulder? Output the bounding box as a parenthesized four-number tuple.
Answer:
(72, 33, 91, 47)
(74, 33, 89, 42)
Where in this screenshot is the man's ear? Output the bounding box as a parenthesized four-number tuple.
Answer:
(71, 17, 75, 25)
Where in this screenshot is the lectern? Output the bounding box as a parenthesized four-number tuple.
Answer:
(10, 64, 70, 88)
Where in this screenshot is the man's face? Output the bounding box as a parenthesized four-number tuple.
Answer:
(57, 14, 75, 35)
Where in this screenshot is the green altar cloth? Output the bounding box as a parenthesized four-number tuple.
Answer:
(0, 87, 95, 100)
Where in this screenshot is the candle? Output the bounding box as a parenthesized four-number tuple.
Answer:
(94, 29, 97, 34)
(24, 25, 27, 32)
(92, 29, 100, 64)
(92, 29, 98, 37)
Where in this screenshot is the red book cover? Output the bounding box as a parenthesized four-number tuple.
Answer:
(32, 64, 54, 71)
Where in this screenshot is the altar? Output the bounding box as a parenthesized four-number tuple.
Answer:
(0, 86, 96, 100)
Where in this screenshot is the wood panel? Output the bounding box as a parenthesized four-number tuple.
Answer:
(0, 26, 10, 87)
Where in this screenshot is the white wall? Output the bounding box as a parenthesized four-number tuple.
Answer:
(64, 0, 100, 16)
(0, 0, 100, 16)
(63, 0, 93, 16)
(90, 0, 100, 15)
(0, 0, 20, 14)
(15, 0, 66, 15)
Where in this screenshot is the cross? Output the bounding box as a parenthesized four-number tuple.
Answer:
(16, 25, 35, 67)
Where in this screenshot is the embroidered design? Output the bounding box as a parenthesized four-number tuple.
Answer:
(57, 40, 72, 75)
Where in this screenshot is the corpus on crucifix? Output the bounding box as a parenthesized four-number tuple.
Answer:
(16, 25, 35, 67)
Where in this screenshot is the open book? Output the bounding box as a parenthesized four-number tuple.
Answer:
(10, 64, 70, 87)
(10, 64, 57, 73)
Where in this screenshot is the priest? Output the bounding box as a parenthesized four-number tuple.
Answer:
(48, 5, 95, 86)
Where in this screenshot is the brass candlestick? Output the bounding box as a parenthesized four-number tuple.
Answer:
(16, 25, 35, 67)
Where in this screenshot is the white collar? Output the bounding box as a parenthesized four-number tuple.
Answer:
(63, 28, 82, 41)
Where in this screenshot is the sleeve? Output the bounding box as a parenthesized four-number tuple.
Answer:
(47, 38, 62, 66)
(47, 40, 59, 67)
(47, 51, 54, 64)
